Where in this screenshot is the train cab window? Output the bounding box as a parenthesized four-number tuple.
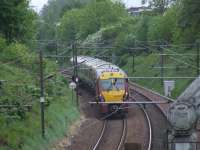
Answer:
(100, 78, 125, 91)
(113, 78, 124, 90)
(100, 80, 111, 90)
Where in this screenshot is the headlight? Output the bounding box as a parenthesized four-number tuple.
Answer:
(123, 92, 129, 100)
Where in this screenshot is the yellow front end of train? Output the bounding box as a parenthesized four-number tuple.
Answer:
(98, 72, 129, 114)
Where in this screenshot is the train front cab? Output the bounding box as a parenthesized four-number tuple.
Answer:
(96, 72, 129, 115)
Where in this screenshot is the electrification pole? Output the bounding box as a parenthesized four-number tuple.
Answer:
(132, 51, 135, 73)
(55, 41, 58, 63)
(132, 38, 136, 73)
(39, 49, 45, 138)
(72, 42, 79, 107)
(74, 42, 79, 107)
(72, 43, 75, 81)
(160, 46, 164, 85)
(197, 41, 200, 76)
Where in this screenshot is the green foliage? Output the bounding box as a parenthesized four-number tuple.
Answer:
(0, 0, 37, 42)
(172, 0, 200, 43)
(148, 7, 177, 42)
(0, 37, 6, 52)
(122, 51, 196, 98)
(58, 0, 127, 44)
(38, 0, 91, 40)
(135, 15, 150, 42)
(58, 9, 83, 43)
(149, 0, 171, 14)
(39, 0, 200, 46)
(1, 43, 36, 67)
(0, 37, 79, 149)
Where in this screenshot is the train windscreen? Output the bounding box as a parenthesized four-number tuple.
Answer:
(100, 78, 125, 91)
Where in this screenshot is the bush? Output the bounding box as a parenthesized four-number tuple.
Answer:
(1, 43, 37, 69)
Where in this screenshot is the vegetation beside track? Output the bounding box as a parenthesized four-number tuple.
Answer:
(0, 0, 199, 149)
(122, 52, 196, 98)
(0, 37, 79, 150)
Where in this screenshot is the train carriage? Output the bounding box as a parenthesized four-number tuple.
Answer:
(71, 56, 129, 115)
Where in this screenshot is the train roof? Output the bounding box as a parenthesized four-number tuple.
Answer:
(76, 56, 127, 78)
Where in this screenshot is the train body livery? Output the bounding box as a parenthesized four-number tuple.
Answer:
(70, 56, 129, 114)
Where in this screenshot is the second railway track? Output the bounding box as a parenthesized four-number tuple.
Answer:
(92, 118, 127, 150)
(130, 84, 169, 150)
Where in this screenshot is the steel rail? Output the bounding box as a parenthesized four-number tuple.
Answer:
(129, 82, 174, 102)
(92, 120, 107, 150)
(131, 95, 152, 150)
(129, 82, 173, 118)
(116, 119, 127, 150)
(141, 105, 152, 150)
(92, 118, 127, 150)
(129, 82, 170, 150)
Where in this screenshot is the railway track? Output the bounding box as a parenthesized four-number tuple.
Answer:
(129, 83, 169, 150)
(134, 99, 153, 150)
(61, 69, 170, 150)
(91, 96, 155, 150)
(92, 119, 127, 150)
(60, 69, 72, 79)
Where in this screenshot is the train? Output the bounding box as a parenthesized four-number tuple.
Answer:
(167, 98, 200, 150)
(70, 56, 129, 115)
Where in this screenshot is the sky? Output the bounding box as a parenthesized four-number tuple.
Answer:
(30, 0, 48, 12)
(30, 0, 143, 13)
(122, 0, 143, 7)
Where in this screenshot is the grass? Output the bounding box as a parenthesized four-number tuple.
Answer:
(121, 49, 197, 99)
(21, 97, 79, 150)
(0, 42, 80, 150)
(0, 64, 79, 150)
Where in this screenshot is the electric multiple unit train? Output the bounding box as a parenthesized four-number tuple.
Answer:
(70, 56, 129, 115)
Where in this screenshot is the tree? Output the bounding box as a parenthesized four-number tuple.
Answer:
(176, 0, 200, 43)
(135, 16, 150, 42)
(0, 0, 36, 42)
(58, 0, 127, 44)
(38, 0, 91, 40)
(147, 6, 177, 42)
(58, 9, 82, 44)
(149, 0, 171, 14)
